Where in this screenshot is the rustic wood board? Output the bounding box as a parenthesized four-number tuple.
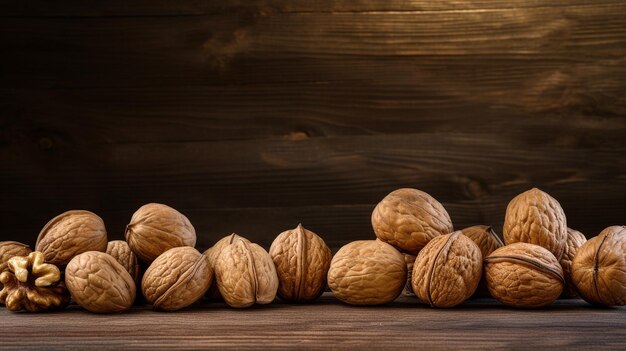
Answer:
(0, 294, 624, 350)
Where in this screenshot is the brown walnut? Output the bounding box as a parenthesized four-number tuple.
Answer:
(35, 210, 108, 266)
(503, 188, 567, 260)
(142, 246, 212, 311)
(571, 226, 626, 306)
(485, 243, 564, 308)
(125, 203, 196, 263)
(214, 238, 278, 308)
(0, 251, 70, 312)
(403, 254, 417, 296)
(0, 241, 32, 273)
(65, 251, 136, 313)
(559, 228, 587, 298)
(372, 188, 453, 254)
(328, 240, 406, 305)
(461, 225, 504, 297)
(269, 224, 332, 303)
(203, 233, 250, 299)
(106, 240, 141, 284)
(412, 232, 482, 308)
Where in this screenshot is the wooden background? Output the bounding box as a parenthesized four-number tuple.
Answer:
(1, 0, 624, 251)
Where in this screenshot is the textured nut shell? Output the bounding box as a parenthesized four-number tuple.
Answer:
(203, 233, 250, 299)
(412, 232, 482, 307)
(328, 240, 406, 305)
(503, 188, 567, 260)
(0, 241, 32, 273)
(559, 228, 587, 298)
(571, 226, 626, 306)
(65, 251, 136, 313)
(403, 254, 417, 296)
(142, 247, 212, 311)
(461, 225, 504, 297)
(36, 210, 108, 266)
(214, 239, 278, 308)
(485, 243, 564, 308)
(125, 203, 196, 263)
(372, 188, 453, 254)
(269, 224, 332, 302)
(106, 240, 141, 284)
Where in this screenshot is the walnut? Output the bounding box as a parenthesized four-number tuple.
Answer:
(0, 251, 70, 312)
(403, 254, 417, 296)
(35, 210, 108, 267)
(125, 203, 196, 263)
(214, 238, 278, 308)
(485, 242, 564, 308)
(269, 224, 332, 303)
(65, 251, 136, 313)
(461, 225, 504, 297)
(203, 233, 250, 299)
(412, 232, 482, 307)
(372, 188, 453, 254)
(328, 240, 406, 305)
(1, 241, 32, 273)
(142, 247, 212, 311)
(503, 188, 567, 260)
(106, 240, 141, 284)
(571, 226, 626, 306)
(559, 228, 587, 298)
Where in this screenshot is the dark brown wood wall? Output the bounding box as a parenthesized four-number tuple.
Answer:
(1, 0, 624, 251)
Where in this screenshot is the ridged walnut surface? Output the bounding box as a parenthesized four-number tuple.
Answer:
(35, 210, 108, 266)
(0, 251, 69, 312)
(403, 254, 417, 296)
(203, 233, 250, 299)
(371, 188, 453, 254)
(503, 188, 567, 260)
(485, 243, 564, 308)
(559, 228, 587, 298)
(125, 203, 196, 263)
(106, 240, 141, 284)
(461, 225, 504, 297)
(65, 251, 136, 313)
(0, 241, 32, 273)
(327, 240, 406, 305)
(269, 224, 332, 303)
(572, 226, 626, 306)
(142, 246, 211, 311)
(214, 239, 278, 308)
(412, 232, 482, 308)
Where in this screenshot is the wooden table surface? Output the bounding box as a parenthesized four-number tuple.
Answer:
(1, 293, 624, 350)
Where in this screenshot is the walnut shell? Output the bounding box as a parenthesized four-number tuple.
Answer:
(403, 254, 417, 296)
(461, 225, 504, 297)
(106, 240, 141, 284)
(412, 232, 482, 307)
(328, 240, 406, 305)
(35, 210, 108, 266)
(485, 243, 564, 308)
(214, 239, 278, 308)
(125, 203, 196, 263)
(203, 233, 250, 299)
(0, 241, 32, 273)
(372, 188, 453, 254)
(269, 224, 332, 303)
(142, 247, 212, 311)
(65, 251, 136, 313)
(571, 226, 626, 306)
(503, 188, 567, 260)
(559, 228, 587, 298)
(0, 251, 70, 312)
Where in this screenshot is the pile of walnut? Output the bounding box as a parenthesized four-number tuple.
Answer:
(0, 189, 624, 314)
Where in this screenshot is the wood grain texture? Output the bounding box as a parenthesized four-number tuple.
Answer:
(0, 294, 624, 350)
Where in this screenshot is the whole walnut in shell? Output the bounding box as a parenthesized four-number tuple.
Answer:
(461, 225, 504, 297)
(36, 210, 108, 266)
(106, 240, 141, 284)
(328, 240, 406, 305)
(214, 238, 278, 308)
(372, 188, 453, 254)
(269, 224, 332, 303)
(203, 233, 250, 299)
(485, 243, 564, 308)
(125, 203, 196, 263)
(559, 228, 587, 298)
(142, 247, 212, 311)
(0, 241, 32, 273)
(503, 188, 567, 260)
(572, 226, 626, 306)
(65, 251, 136, 313)
(403, 254, 417, 296)
(412, 232, 482, 307)
(0, 251, 70, 312)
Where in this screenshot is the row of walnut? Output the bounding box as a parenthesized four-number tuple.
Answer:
(0, 188, 624, 313)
